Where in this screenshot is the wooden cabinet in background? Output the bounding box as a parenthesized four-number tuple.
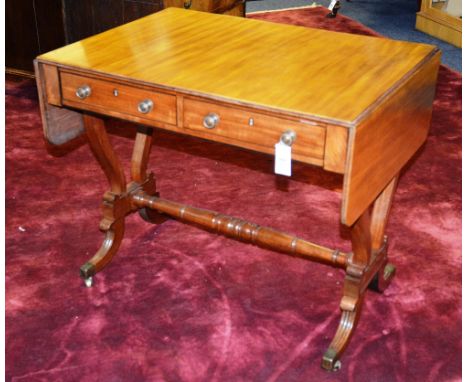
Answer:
(416, 0, 462, 47)
(6, 0, 163, 75)
(6, 0, 67, 76)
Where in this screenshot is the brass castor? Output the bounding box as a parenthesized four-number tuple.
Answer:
(83, 276, 94, 288)
(322, 348, 342, 371)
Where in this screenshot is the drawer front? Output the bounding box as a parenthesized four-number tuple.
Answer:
(183, 98, 325, 163)
(60, 72, 177, 125)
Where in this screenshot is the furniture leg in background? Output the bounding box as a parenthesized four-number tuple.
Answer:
(327, 0, 351, 18)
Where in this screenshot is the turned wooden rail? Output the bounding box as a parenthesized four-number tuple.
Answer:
(132, 193, 350, 268)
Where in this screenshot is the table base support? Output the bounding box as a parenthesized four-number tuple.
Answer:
(132, 192, 350, 268)
(78, 114, 397, 370)
(130, 190, 395, 372)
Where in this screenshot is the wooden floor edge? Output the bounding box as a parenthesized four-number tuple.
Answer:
(6, 67, 36, 79)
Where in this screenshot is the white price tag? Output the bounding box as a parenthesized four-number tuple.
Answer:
(274, 141, 292, 176)
(328, 0, 337, 10)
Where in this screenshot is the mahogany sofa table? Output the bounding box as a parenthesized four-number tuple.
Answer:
(35, 8, 440, 371)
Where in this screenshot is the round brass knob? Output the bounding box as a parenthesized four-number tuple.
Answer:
(76, 85, 91, 99)
(280, 130, 297, 146)
(138, 99, 154, 114)
(203, 113, 220, 129)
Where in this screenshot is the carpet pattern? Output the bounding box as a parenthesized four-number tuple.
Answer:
(6, 7, 461, 382)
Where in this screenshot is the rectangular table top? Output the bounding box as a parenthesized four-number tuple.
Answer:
(38, 8, 437, 126)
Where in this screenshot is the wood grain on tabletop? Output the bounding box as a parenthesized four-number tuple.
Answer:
(341, 52, 440, 225)
(38, 8, 437, 124)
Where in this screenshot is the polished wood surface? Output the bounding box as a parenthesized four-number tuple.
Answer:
(370, 175, 399, 251)
(324, 125, 348, 173)
(342, 51, 440, 225)
(35, 8, 440, 371)
(61, 71, 177, 125)
(34, 62, 84, 145)
(38, 8, 437, 124)
(183, 97, 326, 166)
(41, 64, 62, 107)
(131, 126, 155, 183)
(79, 114, 128, 281)
(132, 193, 349, 267)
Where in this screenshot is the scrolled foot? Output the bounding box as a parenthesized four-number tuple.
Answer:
(322, 303, 362, 371)
(79, 219, 124, 285)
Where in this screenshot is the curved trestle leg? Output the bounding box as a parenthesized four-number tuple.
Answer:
(80, 114, 128, 287)
(368, 176, 398, 293)
(323, 175, 398, 370)
(130, 125, 168, 225)
(322, 249, 395, 369)
(80, 219, 125, 287)
(367, 237, 396, 293)
(322, 300, 363, 371)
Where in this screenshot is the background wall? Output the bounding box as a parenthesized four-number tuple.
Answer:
(6, 0, 164, 74)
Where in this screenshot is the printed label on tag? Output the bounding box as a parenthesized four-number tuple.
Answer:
(328, 0, 337, 10)
(275, 141, 292, 176)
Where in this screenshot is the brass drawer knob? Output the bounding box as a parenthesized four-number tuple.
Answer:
(75, 85, 91, 99)
(138, 99, 154, 114)
(203, 113, 220, 129)
(280, 130, 297, 146)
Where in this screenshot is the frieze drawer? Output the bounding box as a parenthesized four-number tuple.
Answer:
(183, 98, 326, 165)
(60, 71, 177, 125)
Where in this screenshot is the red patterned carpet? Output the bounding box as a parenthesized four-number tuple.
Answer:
(6, 7, 461, 382)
